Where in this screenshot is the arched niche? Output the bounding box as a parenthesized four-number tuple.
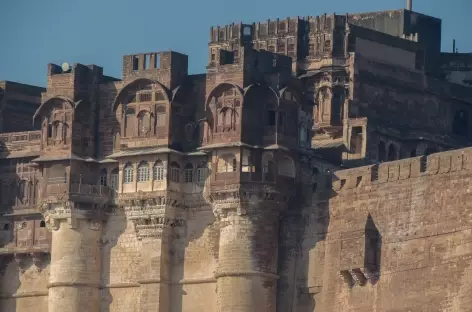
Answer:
(277, 155, 296, 178)
(112, 78, 170, 139)
(206, 83, 244, 134)
(243, 84, 279, 144)
(34, 97, 74, 147)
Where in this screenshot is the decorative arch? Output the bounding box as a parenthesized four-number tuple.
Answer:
(262, 152, 276, 182)
(123, 162, 134, 184)
(184, 163, 194, 183)
(137, 161, 150, 182)
(205, 83, 244, 107)
(100, 168, 107, 186)
(112, 78, 171, 113)
(153, 160, 165, 181)
(206, 83, 244, 134)
(279, 86, 301, 103)
(278, 156, 296, 178)
(243, 84, 279, 129)
(33, 96, 74, 122)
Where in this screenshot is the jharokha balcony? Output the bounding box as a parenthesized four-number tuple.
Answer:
(42, 182, 113, 205)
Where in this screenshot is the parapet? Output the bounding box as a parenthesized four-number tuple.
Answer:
(0, 130, 41, 159)
(46, 62, 105, 94)
(122, 51, 188, 88)
(330, 147, 472, 193)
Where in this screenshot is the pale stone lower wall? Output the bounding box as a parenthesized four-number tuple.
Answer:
(0, 261, 49, 312)
(101, 210, 141, 312)
(296, 149, 472, 312)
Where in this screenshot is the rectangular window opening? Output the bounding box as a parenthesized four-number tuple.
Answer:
(350, 127, 363, 154)
(154, 53, 161, 69)
(145, 54, 150, 69)
(132, 56, 139, 71)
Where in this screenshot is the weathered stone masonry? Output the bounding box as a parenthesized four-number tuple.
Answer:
(0, 4, 472, 312)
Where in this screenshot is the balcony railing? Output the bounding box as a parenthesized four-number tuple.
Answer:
(43, 183, 112, 204)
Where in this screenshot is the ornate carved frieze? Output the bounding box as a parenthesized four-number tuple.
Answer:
(118, 191, 186, 240)
(38, 200, 108, 231)
(207, 183, 293, 219)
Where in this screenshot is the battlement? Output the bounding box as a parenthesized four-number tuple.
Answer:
(122, 50, 188, 88)
(330, 147, 472, 192)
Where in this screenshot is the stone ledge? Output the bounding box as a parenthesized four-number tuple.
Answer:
(215, 271, 279, 280)
(0, 290, 48, 299)
(47, 282, 101, 288)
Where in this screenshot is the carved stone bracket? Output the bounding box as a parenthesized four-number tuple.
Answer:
(340, 267, 376, 287)
(207, 184, 291, 220)
(119, 192, 186, 240)
(37, 200, 107, 231)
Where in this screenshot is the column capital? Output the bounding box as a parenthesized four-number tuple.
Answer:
(207, 182, 292, 220)
(117, 191, 186, 241)
(38, 200, 108, 231)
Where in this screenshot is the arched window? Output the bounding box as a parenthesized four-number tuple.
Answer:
(378, 141, 386, 162)
(184, 163, 194, 183)
(40, 221, 46, 228)
(62, 122, 69, 144)
(262, 153, 275, 182)
(53, 121, 62, 140)
(137, 162, 150, 182)
(278, 156, 296, 178)
(17, 180, 26, 203)
(217, 154, 237, 173)
(99, 168, 107, 186)
(153, 160, 165, 181)
(110, 168, 119, 190)
(185, 123, 194, 142)
(47, 123, 53, 138)
(170, 162, 181, 182)
(387, 144, 397, 161)
(196, 163, 209, 183)
(123, 163, 134, 184)
(452, 110, 468, 137)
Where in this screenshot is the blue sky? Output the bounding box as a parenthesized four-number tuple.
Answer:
(1, 0, 470, 87)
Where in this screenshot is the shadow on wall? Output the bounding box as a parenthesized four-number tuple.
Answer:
(364, 214, 382, 286)
(172, 174, 217, 312)
(100, 206, 128, 312)
(276, 171, 331, 312)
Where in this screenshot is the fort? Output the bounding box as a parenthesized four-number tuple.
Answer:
(0, 1, 472, 311)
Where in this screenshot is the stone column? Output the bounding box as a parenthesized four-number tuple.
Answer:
(123, 195, 183, 312)
(40, 201, 105, 312)
(210, 188, 287, 312)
